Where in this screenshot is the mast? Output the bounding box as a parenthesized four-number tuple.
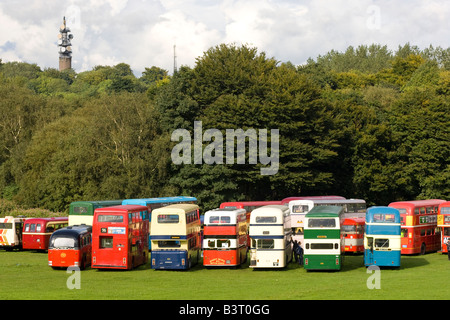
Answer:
(58, 16, 73, 71)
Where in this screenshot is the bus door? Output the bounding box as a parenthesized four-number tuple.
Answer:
(365, 237, 374, 265)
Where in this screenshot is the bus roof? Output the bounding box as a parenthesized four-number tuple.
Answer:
(439, 201, 450, 209)
(122, 196, 197, 205)
(367, 206, 400, 215)
(219, 201, 282, 208)
(51, 225, 92, 237)
(389, 199, 445, 208)
(305, 205, 344, 217)
(94, 205, 149, 214)
(205, 208, 246, 215)
(24, 217, 68, 223)
(152, 203, 199, 214)
(250, 205, 289, 215)
(70, 200, 123, 206)
(343, 217, 365, 224)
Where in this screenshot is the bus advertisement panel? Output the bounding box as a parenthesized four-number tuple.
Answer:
(0, 216, 26, 250)
(389, 199, 445, 255)
(92, 205, 149, 270)
(303, 206, 344, 271)
(150, 204, 201, 270)
(48, 225, 92, 269)
(22, 217, 68, 251)
(364, 206, 401, 267)
(249, 205, 292, 269)
(203, 208, 247, 267)
(438, 201, 450, 253)
(69, 200, 123, 226)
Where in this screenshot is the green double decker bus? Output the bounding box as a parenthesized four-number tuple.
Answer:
(69, 200, 123, 226)
(303, 205, 344, 270)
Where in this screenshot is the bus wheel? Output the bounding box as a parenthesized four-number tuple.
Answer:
(421, 243, 426, 255)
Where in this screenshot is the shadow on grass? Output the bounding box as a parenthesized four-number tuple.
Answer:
(398, 255, 430, 270)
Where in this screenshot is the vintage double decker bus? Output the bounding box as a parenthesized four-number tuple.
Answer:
(389, 199, 445, 255)
(92, 205, 149, 270)
(437, 201, 450, 253)
(48, 225, 92, 269)
(342, 217, 365, 253)
(288, 199, 366, 248)
(68, 200, 123, 226)
(219, 201, 282, 247)
(0, 216, 26, 250)
(203, 208, 248, 267)
(303, 206, 344, 271)
(22, 217, 68, 251)
(122, 196, 197, 250)
(364, 206, 401, 267)
(249, 205, 292, 268)
(150, 204, 201, 270)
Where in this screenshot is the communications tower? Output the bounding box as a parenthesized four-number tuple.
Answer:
(58, 16, 73, 71)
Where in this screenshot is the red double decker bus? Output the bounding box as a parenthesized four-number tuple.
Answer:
(342, 217, 365, 253)
(203, 208, 248, 267)
(48, 225, 92, 269)
(438, 201, 450, 253)
(389, 199, 445, 255)
(92, 205, 149, 270)
(22, 217, 68, 250)
(219, 201, 282, 247)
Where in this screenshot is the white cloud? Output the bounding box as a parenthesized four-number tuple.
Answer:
(0, 0, 448, 76)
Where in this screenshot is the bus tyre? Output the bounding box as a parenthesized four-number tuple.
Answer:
(421, 243, 426, 255)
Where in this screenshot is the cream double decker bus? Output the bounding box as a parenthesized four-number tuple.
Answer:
(249, 205, 292, 268)
(150, 204, 201, 270)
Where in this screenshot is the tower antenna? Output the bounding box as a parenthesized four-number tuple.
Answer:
(173, 44, 177, 74)
(58, 16, 74, 71)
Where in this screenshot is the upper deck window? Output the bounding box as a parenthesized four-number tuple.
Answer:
(157, 214, 179, 224)
(255, 216, 277, 223)
(308, 218, 336, 228)
(97, 215, 124, 223)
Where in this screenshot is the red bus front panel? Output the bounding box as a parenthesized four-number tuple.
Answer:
(92, 205, 149, 270)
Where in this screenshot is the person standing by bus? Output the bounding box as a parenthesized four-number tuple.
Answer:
(292, 240, 300, 262)
(297, 242, 304, 265)
(445, 237, 450, 260)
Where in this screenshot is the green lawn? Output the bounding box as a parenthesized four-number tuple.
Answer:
(0, 250, 449, 300)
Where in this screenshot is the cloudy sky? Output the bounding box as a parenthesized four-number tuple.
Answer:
(0, 0, 449, 76)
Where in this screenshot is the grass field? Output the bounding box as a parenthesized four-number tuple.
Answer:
(0, 250, 449, 300)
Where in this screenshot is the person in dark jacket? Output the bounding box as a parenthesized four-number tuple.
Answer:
(292, 240, 300, 262)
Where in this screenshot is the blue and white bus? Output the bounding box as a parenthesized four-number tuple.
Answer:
(122, 196, 197, 250)
(364, 206, 401, 267)
(150, 204, 201, 270)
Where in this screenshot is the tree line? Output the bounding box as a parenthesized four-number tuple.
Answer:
(0, 43, 448, 213)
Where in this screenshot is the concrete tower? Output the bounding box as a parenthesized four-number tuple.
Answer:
(58, 17, 73, 71)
